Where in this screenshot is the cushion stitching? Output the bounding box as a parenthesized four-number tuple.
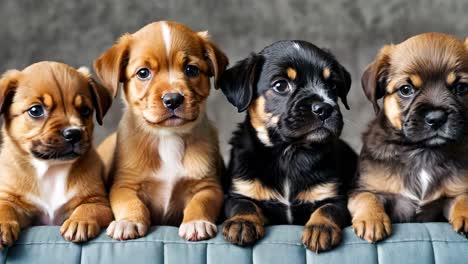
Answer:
(422, 223, 436, 264)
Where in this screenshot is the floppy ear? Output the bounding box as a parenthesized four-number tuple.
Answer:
(93, 34, 131, 98)
(197, 31, 229, 87)
(361, 45, 393, 113)
(464, 38, 468, 49)
(217, 54, 264, 112)
(0, 70, 21, 115)
(78, 67, 113, 126)
(336, 65, 352, 110)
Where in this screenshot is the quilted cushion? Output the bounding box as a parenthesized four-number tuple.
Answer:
(1, 223, 467, 264)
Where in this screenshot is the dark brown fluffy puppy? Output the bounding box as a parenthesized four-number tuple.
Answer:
(349, 33, 468, 243)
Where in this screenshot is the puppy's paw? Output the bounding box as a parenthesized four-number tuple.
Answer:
(106, 220, 148, 240)
(222, 218, 264, 246)
(179, 220, 217, 241)
(302, 224, 341, 253)
(450, 215, 468, 238)
(60, 219, 100, 243)
(0, 221, 20, 250)
(352, 213, 392, 243)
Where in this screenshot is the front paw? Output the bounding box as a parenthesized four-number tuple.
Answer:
(352, 213, 392, 243)
(0, 221, 20, 249)
(60, 219, 100, 243)
(450, 215, 468, 238)
(302, 224, 341, 253)
(106, 220, 148, 240)
(222, 218, 264, 246)
(179, 220, 217, 241)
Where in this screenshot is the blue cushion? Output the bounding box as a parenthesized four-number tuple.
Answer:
(1, 223, 467, 263)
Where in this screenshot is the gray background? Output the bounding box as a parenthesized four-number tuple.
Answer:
(1, 0, 467, 158)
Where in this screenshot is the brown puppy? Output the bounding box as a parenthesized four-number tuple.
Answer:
(349, 33, 468, 243)
(94, 21, 228, 241)
(0, 62, 114, 248)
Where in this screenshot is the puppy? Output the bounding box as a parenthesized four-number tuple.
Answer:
(219, 40, 357, 252)
(348, 33, 468, 243)
(94, 21, 228, 241)
(0, 61, 114, 247)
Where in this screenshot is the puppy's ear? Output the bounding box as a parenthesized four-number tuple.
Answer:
(336, 65, 352, 110)
(198, 31, 229, 87)
(464, 38, 468, 49)
(217, 54, 264, 112)
(93, 34, 131, 98)
(361, 45, 393, 113)
(78, 67, 113, 126)
(0, 70, 21, 115)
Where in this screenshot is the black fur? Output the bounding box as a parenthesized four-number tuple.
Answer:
(219, 40, 357, 231)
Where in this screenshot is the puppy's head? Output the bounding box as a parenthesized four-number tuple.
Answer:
(363, 33, 468, 147)
(0, 62, 113, 161)
(219, 40, 351, 145)
(94, 21, 228, 133)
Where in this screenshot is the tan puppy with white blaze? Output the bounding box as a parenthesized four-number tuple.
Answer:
(94, 21, 228, 241)
(0, 62, 114, 248)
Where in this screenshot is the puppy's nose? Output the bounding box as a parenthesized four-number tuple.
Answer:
(425, 110, 448, 129)
(61, 128, 82, 144)
(162, 93, 184, 110)
(312, 102, 333, 120)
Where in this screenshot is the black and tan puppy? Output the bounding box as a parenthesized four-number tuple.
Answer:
(349, 33, 468, 243)
(219, 40, 357, 252)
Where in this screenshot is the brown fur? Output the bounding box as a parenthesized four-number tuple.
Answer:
(94, 21, 228, 241)
(0, 62, 113, 247)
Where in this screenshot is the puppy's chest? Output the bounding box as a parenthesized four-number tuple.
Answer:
(149, 135, 187, 218)
(400, 168, 446, 212)
(27, 160, 76, 225)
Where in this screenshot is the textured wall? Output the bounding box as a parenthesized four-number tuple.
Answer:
(1, 0, 467, 158)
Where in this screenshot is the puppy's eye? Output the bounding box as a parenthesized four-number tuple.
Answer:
(79, 106, 91, 117)
(398, 85, 415, 98)
(185, 65, 199, 78)
(453, 83, 468, 96)
(272, 80, 290, 95)
(136, 68, 152, 80)
(27, 105, 44, 118)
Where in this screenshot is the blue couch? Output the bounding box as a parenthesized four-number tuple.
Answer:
(1, 223, 467, 263)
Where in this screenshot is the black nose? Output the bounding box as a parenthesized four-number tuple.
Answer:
(162, 93, 184, 110)
(62, 128, 82, 144)
(312, 102, 333, 120)
(424, 110, 448, 129)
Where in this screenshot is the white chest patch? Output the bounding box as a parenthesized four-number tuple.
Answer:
(153, 133, 186, 215)
(283, 178, 293, 224)
(403, 169, 433, 204)
(418, 169, 432, 197)
(27, 159, 75, 225)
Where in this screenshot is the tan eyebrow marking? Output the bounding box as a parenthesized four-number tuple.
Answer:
(287, 67, 297, 80)
(74, 95, 83, 108)
(409, 74, 423, 88)
(447, 72, 457, 86)
(42, 93, 53, 108)
(322, 67, 331, 80)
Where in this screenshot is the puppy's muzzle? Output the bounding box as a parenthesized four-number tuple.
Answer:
(424, 109, 448, 130)
(312, 102, 333, 121)
(162, 93, 184, 110)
